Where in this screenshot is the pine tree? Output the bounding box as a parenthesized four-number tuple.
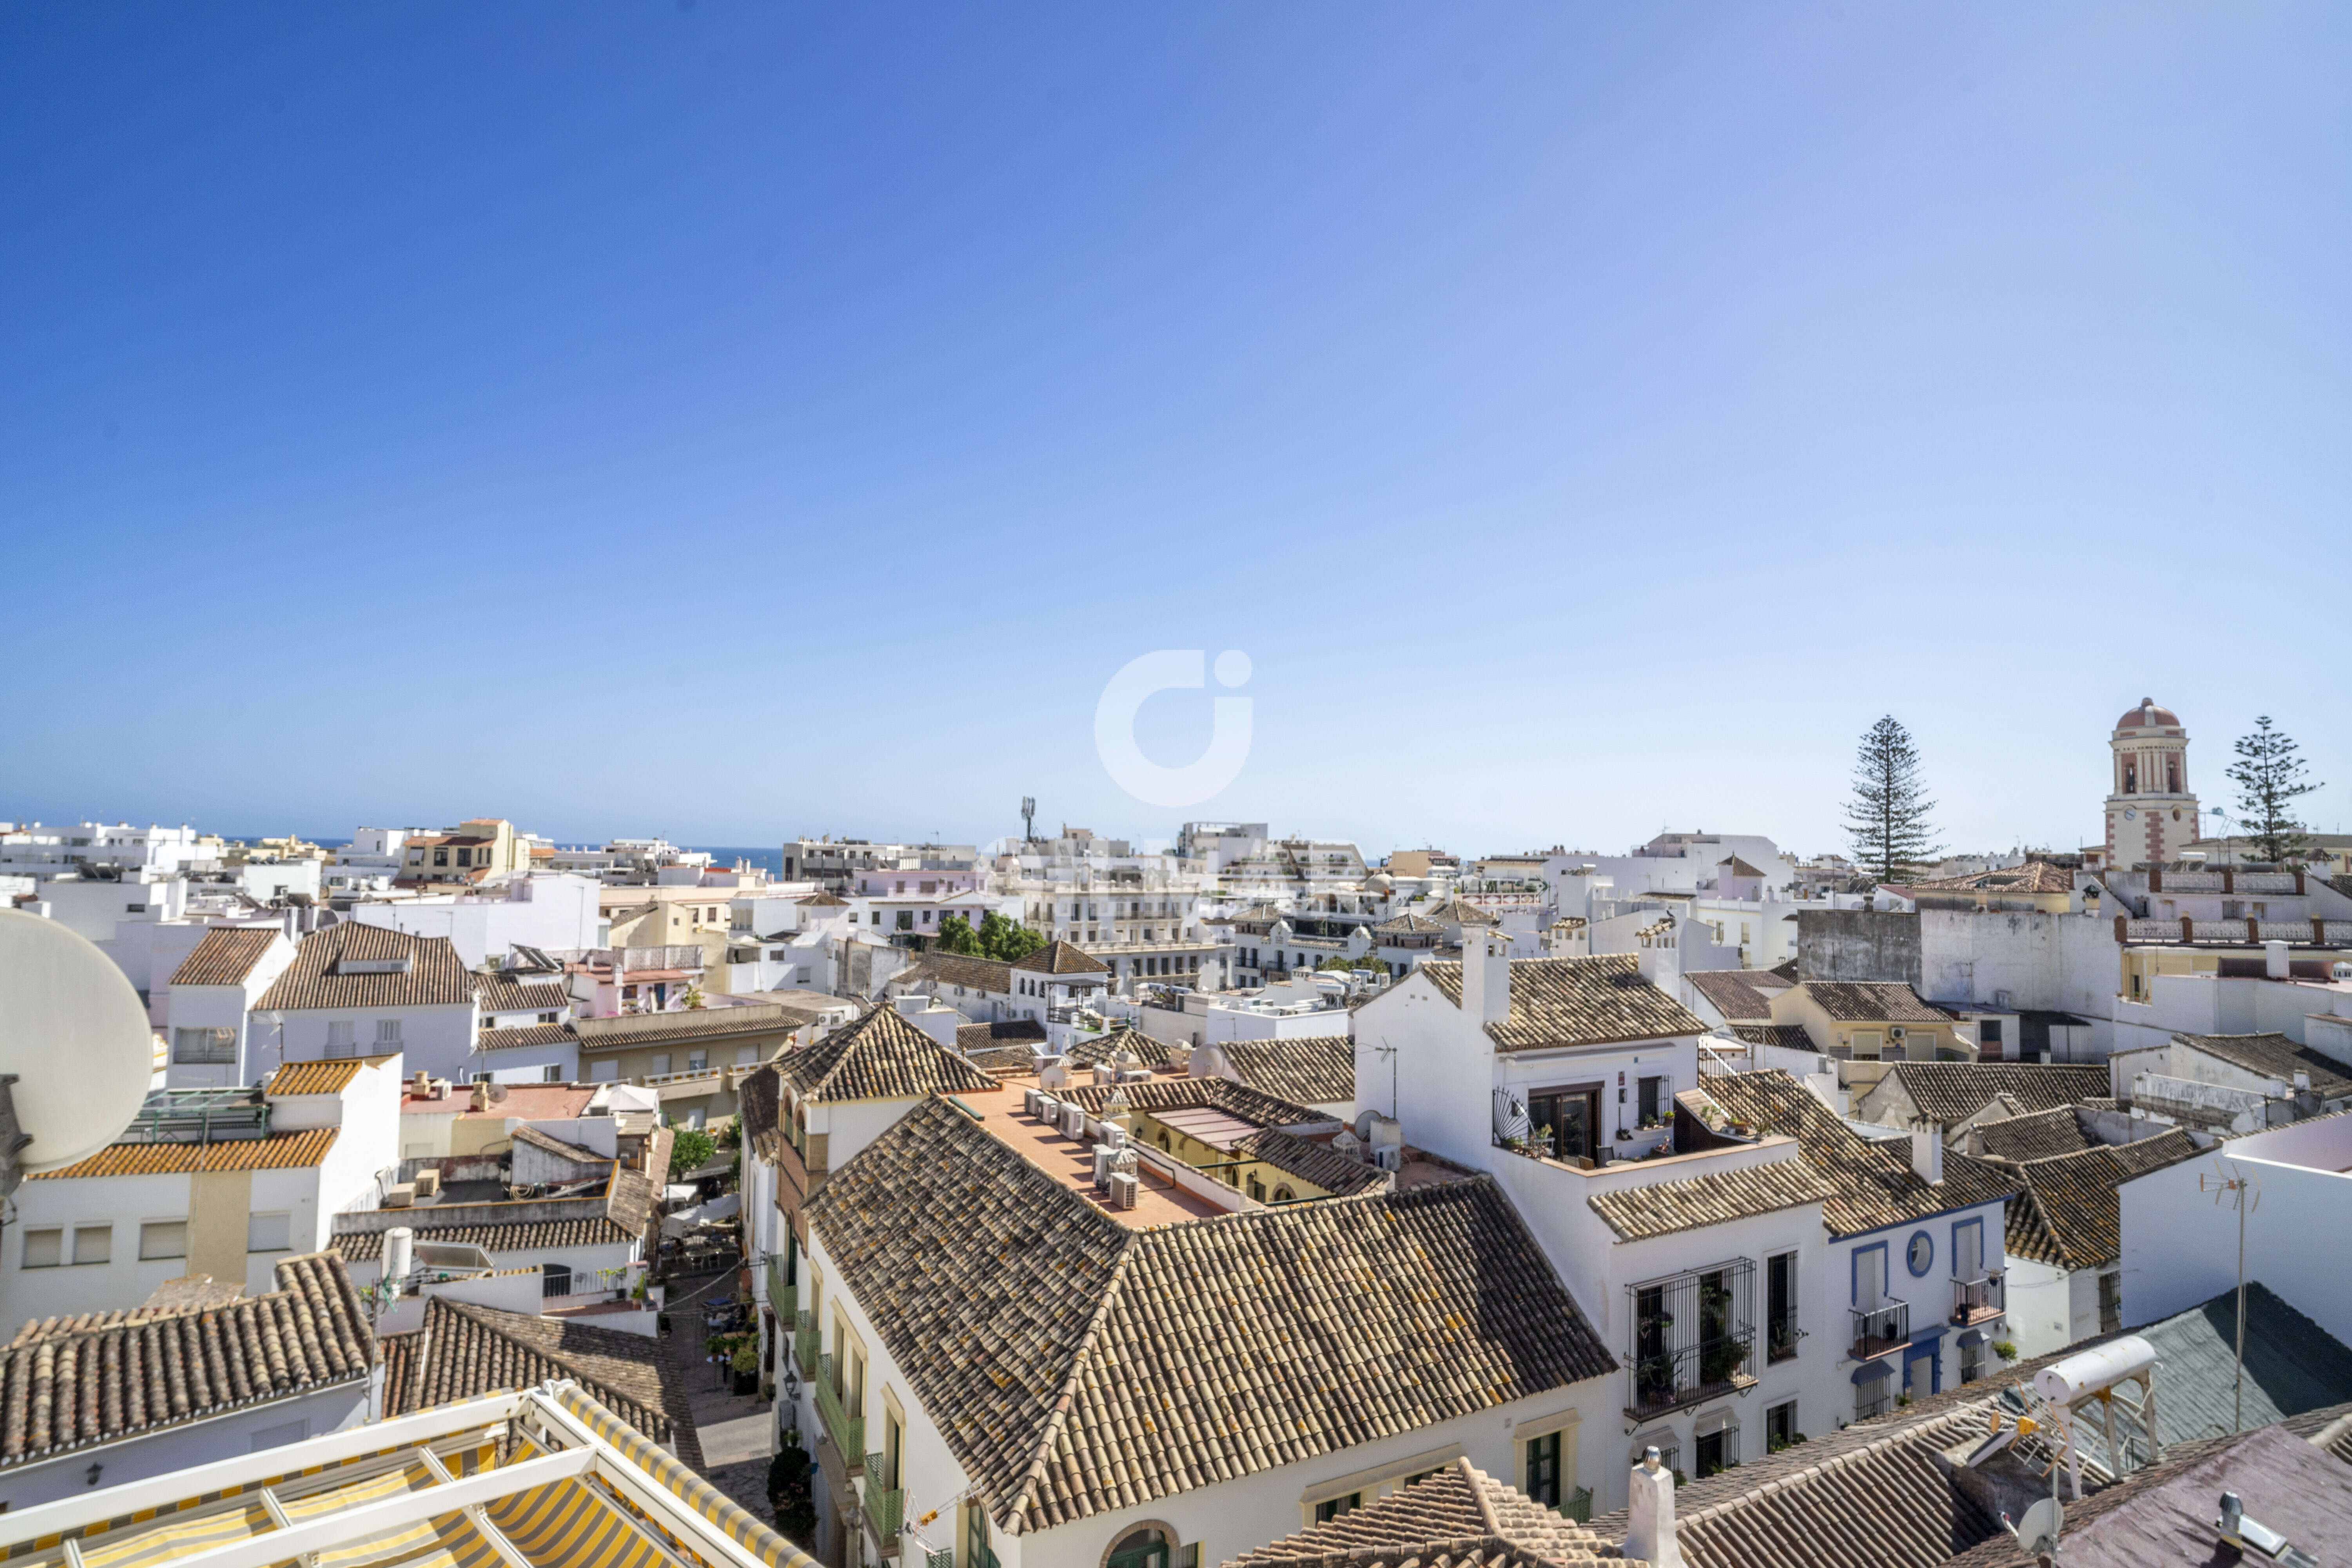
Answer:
(1844, 715, 1942, 884)
(2225, 716, 2323, 865)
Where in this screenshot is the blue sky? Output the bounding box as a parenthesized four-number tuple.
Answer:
(4, 4, 2347, 859)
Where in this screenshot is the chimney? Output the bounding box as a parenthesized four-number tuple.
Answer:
(2264, 940, 2290, 980)
(1912, 1125, 1944, 1183)
(1461, 930, 1510, 1027)
(1624, 1447, 1684, 1567)
(384, 1226, 414, 1290)
(469, 1081, 490, 1112)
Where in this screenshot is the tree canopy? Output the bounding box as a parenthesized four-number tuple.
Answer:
(1844, 715, 1942, 884)
(2226, 716, 2323, 864)
(935, 910, 1048, 962)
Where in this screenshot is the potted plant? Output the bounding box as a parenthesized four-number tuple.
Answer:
(1993, 1340, 2019, 1363)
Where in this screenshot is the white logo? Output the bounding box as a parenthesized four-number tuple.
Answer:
(1093, 650, 1253, 809)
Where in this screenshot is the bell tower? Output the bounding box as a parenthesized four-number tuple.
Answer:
(2103, 698, 2200, 868)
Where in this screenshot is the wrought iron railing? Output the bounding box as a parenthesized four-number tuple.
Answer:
(1626, 1261, 1756, 1417)
(1560, 1487, 1593, 1524)
(815, 1354, 863, 1468)
(1766, 1305, 1801, 1364)
(1850, 1299, 1909, 1356)
(1629, 1332, 1755, 1419)
(1952, 1269, 2004, 1323)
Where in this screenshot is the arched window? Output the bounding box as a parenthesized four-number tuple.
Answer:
(1107, 1528, 1169, 1568)
(1157, 1132, 1172, 1152)
(1273, 1186, 1296, 1203)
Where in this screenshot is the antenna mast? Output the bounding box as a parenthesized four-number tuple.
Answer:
(2202, 1160, 2261, 1432)
(1021, 797, 1036, 844)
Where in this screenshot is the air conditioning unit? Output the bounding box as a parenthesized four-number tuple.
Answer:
(1373, 1146, 1402, 1173)
(1060, 1103, 1087, 1140)
(413, 1169, 441, 1198)
(1108, 1172, 1140, 1210)
(1023, 1088, 1042, 1118)
(1092, 1147, 1115, 1190)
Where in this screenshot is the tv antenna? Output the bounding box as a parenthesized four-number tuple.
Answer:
(1365, 1034, 1399, 1118)
(0, 910, 161, 1203)
(2202, 1159, 2261, 1432)
(1021, 797, 1036, 844)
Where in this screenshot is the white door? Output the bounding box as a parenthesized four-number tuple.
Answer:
(1955, 1221, 1983, 1283)
(1858, 1247, 1887, 1309)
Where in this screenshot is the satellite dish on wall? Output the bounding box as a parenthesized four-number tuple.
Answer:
(0, 909, 158, 1195)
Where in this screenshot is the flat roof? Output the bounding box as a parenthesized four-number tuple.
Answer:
(402, 1084, 598, 1118)
(965, 1086, 1227, 1229)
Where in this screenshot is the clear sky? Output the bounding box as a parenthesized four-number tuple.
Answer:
(5, 4, 2347, 859)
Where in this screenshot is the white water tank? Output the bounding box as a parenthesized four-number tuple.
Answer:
(385, 1226, 414, 1288)
(2035, 1335, 2157, 1405)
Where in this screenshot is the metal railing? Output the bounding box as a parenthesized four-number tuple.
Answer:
(1766, 1306, 1801, 1364)
(1850, 1299, 1909, 1357)
(766, 1258, 795, 1322)
(815, 1355, 864, 1470)
(794, 1310, 819, 1379)
(863, 1455, 904, 1551)
(1630, 1332, 1755, 1419)
(1952, 1269, 2005, 1324)
(1626, 1261, 1757, 1418)
(117, 1089, 271, 1145)
(1559, 1487, 1593, 1524)
(546, 1263, 635, 1299)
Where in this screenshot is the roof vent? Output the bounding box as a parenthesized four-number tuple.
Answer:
(2217, 1492, 2316, 1568)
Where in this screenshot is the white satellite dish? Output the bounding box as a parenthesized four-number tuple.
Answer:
(0, 909, 160, 1192)
(2011, 1496, 2063, 1557)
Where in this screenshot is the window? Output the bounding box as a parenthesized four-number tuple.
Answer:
(21, 1229, 61, 1269)
(687, 1050, 708, 1073)
(650, 1053, 671, 1076)
(376, 1019, 402, 1045)
(173, 1027, 237, 1065)
(1766, 1251, 1799, 1363)
(1906, 1231, 1934, 1277)
(1764, 1400, 1798, 1452)
(434, 849, 449, 866)
(1527, 1085, 1601, 1161)
(736, 1045, 758, 1065)
(1637, 1075, 1664, 1128)
(1312, 1495, 1359, 1525)
(1849, 1030, 1882, 1060)
(543, 1065, 564, 1083)
(326, 1020, 356, 1057)
(1247, 1175, 1266, 1201)
(247, 1212, 292, 1254)
(73, 1225, 112, 1265)
(1960, 1338, 1985, 1385)
(2098, 1270, 2123, 1334)
(1693, 1423, 1736, 1479)
(471, 1072, 492, 1084)
(139, 1221, 188, 1261)
(589, 1059, 619, 1082)
(1524, 1429, 1562, 1506)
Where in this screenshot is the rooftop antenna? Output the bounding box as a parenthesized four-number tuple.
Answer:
(1021, 797, 1036, 844)
(0, 911, 159, 1205)
(2201, 1159, 2261, 1432)
(1365, 1034, 1399, 1118)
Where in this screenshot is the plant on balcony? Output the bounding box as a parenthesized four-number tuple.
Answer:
(767, 1446, 817, 1548)
(1698, 1334, 1748, 1387)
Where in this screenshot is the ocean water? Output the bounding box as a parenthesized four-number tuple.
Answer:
(689, 846, 784, 878)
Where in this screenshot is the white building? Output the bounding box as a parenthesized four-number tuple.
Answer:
(160, 925, 297, 1087)
(4, 1056, 401, 1328)
(254, 923, 481, 1080)
(347, 872, 603, 967)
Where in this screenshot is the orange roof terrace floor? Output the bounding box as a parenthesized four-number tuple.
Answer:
(960, 1079, 1229, 1229)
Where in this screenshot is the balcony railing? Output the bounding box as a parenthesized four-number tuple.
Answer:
(1952, 1269, 2005, 1326)
(814, 1355, 864, 1471)
(1630, 1333, 1756, 1419)
(794, 1311, 820, 1379)
(1850, 1299, 1909, 1359)
(864, 1455, 904, 1554)
(1765, 1307, 1801, 1364)
(766, 1258, 796, 1323)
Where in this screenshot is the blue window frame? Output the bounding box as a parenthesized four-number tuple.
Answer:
(1950, 1216, 1985, 1277)
(1850, 1240, 1889, 1304)
(1904, 1230, 1934, 1278)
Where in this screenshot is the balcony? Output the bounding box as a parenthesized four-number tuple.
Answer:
(1626, 1261, 1757, 1420)
(814, 1355, 864, 1474)
(1850, 1299, 1909, 1359)
(1629, 1334, 1757, 1419)
(794, 1310, 820, 1379)
(863, 1455, 904, 1557)
(766, 1258, 795, 1323)
(1952, 1270, 2005, 1328)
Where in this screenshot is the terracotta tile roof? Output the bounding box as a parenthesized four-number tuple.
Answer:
(1420, 956, 1707, 1052)
(1730, 1024, 1815, 1051)
(1221, 1034, 1358, 1106)
(1229, 1456, 1630, 1568)
(2004, 1130, 2199, 1269)
(1791, 981, 1955, 1024)
(333, 1217, 634, 1261)
(476, 1021, 581, 1050)
(1970, 1106, 2093, 1163)
(1063, 1025, 1174, 1069)
(380, 1296, 691, 1461)
(0, 1253, 374, 1470)
(573, 1004, 795, 1052)
(1717, 856, 1768, 878)
(510, 1125, 612, 1166)
(475, 976, 573, 1014)
(1423, 898, 1499, 926)
(809, 1097, 1615, 1535)
(255, 922, 474, 1011)
(899, 953, 1015, 994)
(2174, 1031, 2352, 1094)
(1587, 1154, 1835, 1241)
(737, 1063, 780, 1152)
(26, 1127, 338, 1180)
(1702, 1071, 2019, 1239)
(775, 1004, 1000, 1104)
(1011, 939, 1110, 976)
(1056, 1073, 1330, 1129)
(1877, 1062, 2111, 1124)
(265, 1059, 362, 1095)
(1684, 969, 1792, 1023)
(1371, 912, 1443, 936)
(957, 1018, 1050, 1055)
(168, 927, 279, 987)
(1229, 1127, 1388, 1196)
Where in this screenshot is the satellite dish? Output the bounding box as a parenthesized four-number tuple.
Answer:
(0, 909, 159, 1192)
(2013, 1497, 2063, 1557)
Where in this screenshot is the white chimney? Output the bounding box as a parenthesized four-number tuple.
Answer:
(1462, 931, 1510, 1027)
(1912, 1125, 1944, 1183)
(2265, 940, 2290, 980)
(1624, 1447, 1684, 1567)
(384, 1226, 414, 1290)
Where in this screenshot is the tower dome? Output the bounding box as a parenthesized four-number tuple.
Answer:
(2115, 697, 2181, 731)
(2103, 698, 2198, 869)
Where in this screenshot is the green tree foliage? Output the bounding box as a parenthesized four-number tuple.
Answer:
(767, 1446, 817, 1546)
(1844, 715, 1942, 884)
(668, 1127, 718, 1179)
(939, 911, 1048, 961)
(2226, 716, 2324, 864)
(1316, 956, 1392, 975)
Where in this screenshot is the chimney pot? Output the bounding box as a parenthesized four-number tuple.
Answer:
(1912, 1125, 1945, 1183)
